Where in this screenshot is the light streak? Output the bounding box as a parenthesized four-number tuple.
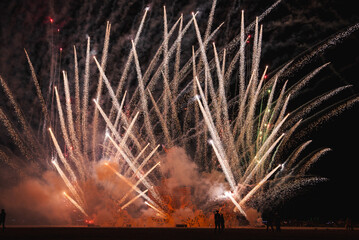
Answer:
(225, 192, 247, 217)
(121, 189, 148, 210)
(52, 160, 83, 208)
(240, 164, 282, 205)
(119, 162, 160, 204)
(104, 162, 160, 209)
(145, 201, 167, 218)
(63, 192, 88, 217)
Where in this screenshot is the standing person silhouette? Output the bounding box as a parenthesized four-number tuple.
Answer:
(345, 217, 353, 231)
(266, 212, 274, 231)
(214, 210, 220, 232)
(0, 209, 6, 231)
(274, 212, 281, 232)
(219, 213, 225, 231)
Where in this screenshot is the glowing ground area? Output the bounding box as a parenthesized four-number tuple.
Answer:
(0, 227, 357, 240)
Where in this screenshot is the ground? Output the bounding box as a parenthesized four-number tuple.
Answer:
(0, 227, 358, 240)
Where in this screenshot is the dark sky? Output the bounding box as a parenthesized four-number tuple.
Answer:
(0, 0, 358, 222)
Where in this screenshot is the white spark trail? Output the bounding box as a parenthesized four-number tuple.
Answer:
(121, 189, 148, 210)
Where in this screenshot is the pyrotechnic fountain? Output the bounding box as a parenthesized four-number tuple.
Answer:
(0, 0, 358, 226)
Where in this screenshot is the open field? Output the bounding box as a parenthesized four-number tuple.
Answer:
(0, 227, 357, 240)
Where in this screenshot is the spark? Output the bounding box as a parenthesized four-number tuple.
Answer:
(121, 189, 148, 210)
(145, 201, 167, 218)
(104, 162, 160, 209)
(225, 192, 247, 217)
(63, 192, 88, 217)
(240, 164, 282, 205)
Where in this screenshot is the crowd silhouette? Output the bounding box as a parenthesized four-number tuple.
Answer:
(214, 210, 225, 232)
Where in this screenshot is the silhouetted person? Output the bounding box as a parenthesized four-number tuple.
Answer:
(214, 210, 220, 232)
(219, 213, 225, 231)
(345, 217, 353, 231)
(0, 209, 6, 231)
(266, 213, 274, 231)
(274, 212, 281, 232)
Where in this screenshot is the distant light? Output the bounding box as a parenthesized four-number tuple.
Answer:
(49, 17, 54, 24)
(59, 48, 63, 51)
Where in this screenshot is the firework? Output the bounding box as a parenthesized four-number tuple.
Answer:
(0, 0, 358, 227)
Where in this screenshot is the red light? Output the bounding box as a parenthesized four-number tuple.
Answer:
(248, 35, 251, 38)
(57, 28, 60, 32)
(85, 219, 94, 224)
(60, 48, 63, 51)
(49, 18, 54, 24)
(264, 75, 267, 79)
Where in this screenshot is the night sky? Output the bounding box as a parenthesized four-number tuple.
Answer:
(0, 0, 358, 223)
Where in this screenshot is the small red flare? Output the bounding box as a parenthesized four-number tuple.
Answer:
(49, 18, 54, 24)
(60, 48, 63, 51)
(162, 144, 168, 153)
(264, 75, 267, 79)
